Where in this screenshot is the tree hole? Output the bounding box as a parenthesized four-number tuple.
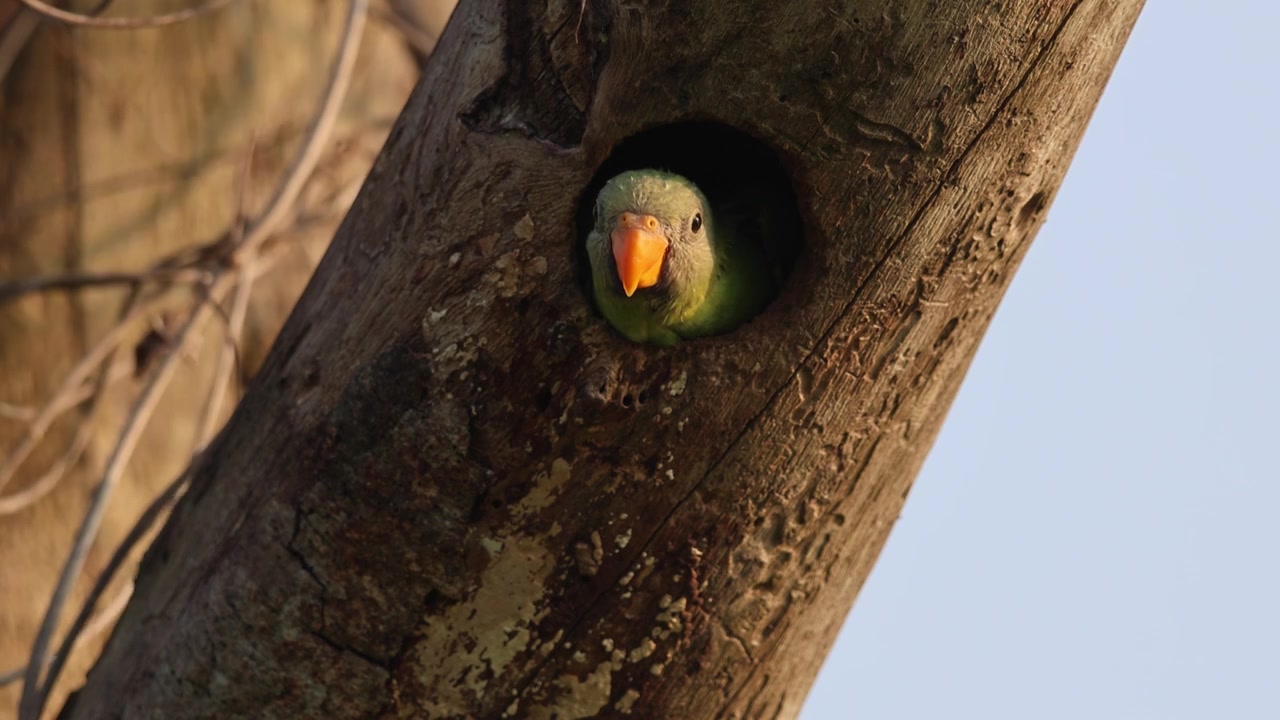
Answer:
(575, 121, 805, 342)
(534, 387, 553, 412)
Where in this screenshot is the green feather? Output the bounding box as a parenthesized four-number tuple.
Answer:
(586, 170, 777, 346)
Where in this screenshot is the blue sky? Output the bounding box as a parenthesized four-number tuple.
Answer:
(804, 2, 1280, 718)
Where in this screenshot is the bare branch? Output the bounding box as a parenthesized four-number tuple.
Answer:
(17, 272, 234, 720)
(192, 266, 253, 455)
(0, 358, 122, 516)
(1, 1, 115, 83)
(0, 267, 210, 304)
(0, 6, 39, 86)
(0, 291, 179, 495)
(192, 138, 259, 455)
(4, 122, 394, 230)
(15, 0, 235, 30)
(14, 2, 372, 715)
(0, 454, 187, 693)
(0, 581, 132, 690)
(0, 402, 36, 423)
(34, 464, 191, 702)
(0, 365, 131, 425)
(234, 0, 369, 258)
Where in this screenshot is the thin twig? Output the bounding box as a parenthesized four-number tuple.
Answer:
(79, 579, 134, 652)
(5, 122, 394, 230)
(0, 266, 209, 304)
(17, 273, 233, 720)
(0, 27, 363, 491)
(0, 222, 240, 491)
(193, 264, 251, 451)
(16, 0, 235, 30)
(0, 453, 185, 691)
(0, 355, 119, 516)
(0, 285, 144, 513)
(0, 579, 135, 689)
(192, 138, 259, 453)
(0, 586, 137, 690)
(234, 0, 369, 259)
(0, 290, 180, 495)
(16, 2, 370, 715)
(0, 243, 290, 695)
(0, 401, 36, 423)
(0, 665, 22, 687)
(34, 464, 191, 700)
(0, 1, 116, 85)
(0, 363, 130, 425)
(0, 7, 40, 86)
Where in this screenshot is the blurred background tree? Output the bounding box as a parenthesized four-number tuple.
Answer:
(0, 1, 456, 715)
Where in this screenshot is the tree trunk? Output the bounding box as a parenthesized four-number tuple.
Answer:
(65, 0, 1143, 717)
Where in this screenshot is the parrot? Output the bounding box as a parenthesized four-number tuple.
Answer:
(585, 169, 778, 346)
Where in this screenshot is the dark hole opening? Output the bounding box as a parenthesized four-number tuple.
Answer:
(534, 387, 553, 412)
(574, 121, 804, 339)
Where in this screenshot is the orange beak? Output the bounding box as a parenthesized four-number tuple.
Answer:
(611, 212, 669, 297)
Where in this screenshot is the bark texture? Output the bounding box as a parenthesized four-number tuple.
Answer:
(66, 0, 1142, 718)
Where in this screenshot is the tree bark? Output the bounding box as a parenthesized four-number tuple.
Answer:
(66, 0, 1143, 718)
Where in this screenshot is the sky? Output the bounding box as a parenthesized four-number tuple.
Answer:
(802, 2, 1280, 718)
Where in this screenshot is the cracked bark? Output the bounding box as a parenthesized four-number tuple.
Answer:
(64, 0, 1143, 718)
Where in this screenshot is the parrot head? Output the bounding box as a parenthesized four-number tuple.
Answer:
(589, 170, 715, 301)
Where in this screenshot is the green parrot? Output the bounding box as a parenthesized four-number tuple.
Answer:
(585, 169, 777, 346)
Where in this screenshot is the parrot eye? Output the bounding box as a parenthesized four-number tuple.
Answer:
(691, 213, 703, 233)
